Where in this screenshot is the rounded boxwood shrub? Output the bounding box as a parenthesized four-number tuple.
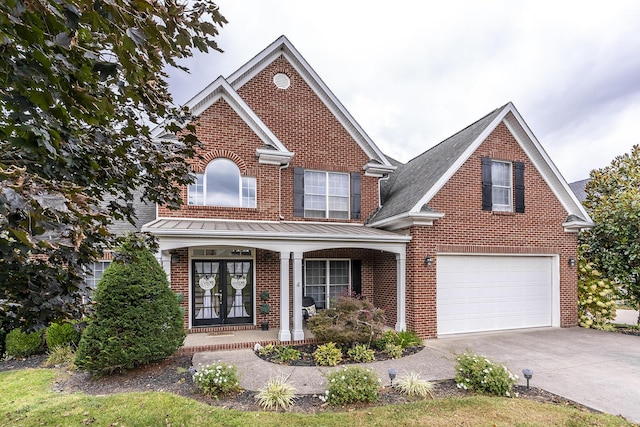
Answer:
(5, 328, 45, 358)
(46, 321, 80, 350)
(75, 235, 185, 376)
(324, 366, 380, 405)
(454, 351, 518, 397)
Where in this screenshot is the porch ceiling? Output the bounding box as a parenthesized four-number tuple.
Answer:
(142, 218, 410, 253)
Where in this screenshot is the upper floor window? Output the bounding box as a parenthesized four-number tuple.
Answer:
(491, 161, 512, 211)
(293, 167, 361, 220)
(188, 158, 256, 208)
(304, 170, 350, 219)
(482, 157, 525, 213)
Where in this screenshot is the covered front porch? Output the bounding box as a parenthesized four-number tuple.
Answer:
(142, 219, 411, 342)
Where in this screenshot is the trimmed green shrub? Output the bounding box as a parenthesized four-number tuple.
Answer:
(394, 330, 423, 348)
(347, 343, 375, 363)
(307, 296, 386, 346)
(385, 343, 403, 359)
(257, 343, 276, 357)
(194, 362, 241, 398)
(46, 321, 80, 350)
(273, 346, 301, 364)
(5, 329, 45, 358)
(256, 376, 297, 411)
(324, 366, 380, 405)
(373, 329, 422, 350)
(314, 342, 343, 366)
(454, 351, 518, 397)
(75, 235, 186, 376)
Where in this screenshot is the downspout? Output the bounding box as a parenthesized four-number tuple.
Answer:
(378, 175, 390, 208)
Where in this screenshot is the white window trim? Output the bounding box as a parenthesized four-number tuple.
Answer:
(304, 258, 351, 309)
(303, 170, 350, 219)
(187, 162, 256, 208)
(491, 160, 512, 212)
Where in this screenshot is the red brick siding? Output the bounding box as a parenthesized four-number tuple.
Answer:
(170, 249, 190, 328)
(255, 249, 281, 327)
(406, 122, 578, 338)
(237, 56, 379, 222)
(158, 56, 379, 223)
(372, 251, 398, 327)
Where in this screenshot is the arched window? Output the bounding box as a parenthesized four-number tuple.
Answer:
(188, 158, 256, 208)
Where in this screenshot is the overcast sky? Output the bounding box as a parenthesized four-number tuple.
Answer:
(167, 0, 640, 183)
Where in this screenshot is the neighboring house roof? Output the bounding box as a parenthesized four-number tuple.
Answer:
(368, 102, 593, 231)
(105, 188, 156, 236)
(568, 178, 589, 203)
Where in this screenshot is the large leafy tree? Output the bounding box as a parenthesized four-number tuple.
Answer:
(0, 0, 226, 330)
(581, 145, 640, 324)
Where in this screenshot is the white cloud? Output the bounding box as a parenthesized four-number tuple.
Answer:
(167, 0, 640, 182)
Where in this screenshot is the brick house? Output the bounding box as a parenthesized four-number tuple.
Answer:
(136, 36, 592, 340)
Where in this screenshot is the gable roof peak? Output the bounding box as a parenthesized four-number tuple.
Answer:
(226, 35, 393, 166)
(369, 102, 593, 229)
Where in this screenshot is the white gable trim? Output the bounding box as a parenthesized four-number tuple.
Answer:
(227, 35, 392, 166)
(407, 102, 593, 225)
(408, 107, 507, 215)
(502, 107, 592, 225)
(150, 77, 293, 158)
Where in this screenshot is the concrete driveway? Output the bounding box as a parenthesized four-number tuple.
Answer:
(194, 327, 640, 424)
(423, 327, 640, 424)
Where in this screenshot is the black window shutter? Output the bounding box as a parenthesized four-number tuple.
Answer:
(481, 157, 493, 211)
(293, 167, 304, 217)
(350, 172, 361, 219)
(514, 161, 525, 213)
(351, 260, 362, 296)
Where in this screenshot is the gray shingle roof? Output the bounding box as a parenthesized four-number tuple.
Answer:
(568, 179, 589, 203)
(105, 189, 156, 236)
(370, 105, 506, 223)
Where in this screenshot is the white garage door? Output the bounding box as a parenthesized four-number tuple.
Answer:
(437, 255, 553, 335)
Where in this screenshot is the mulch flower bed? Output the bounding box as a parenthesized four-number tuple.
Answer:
(255, 343, 424, 366)
(0, 349, 597, 415)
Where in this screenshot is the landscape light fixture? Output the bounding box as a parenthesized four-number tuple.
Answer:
(424, 256, 433, 267)
(388, 368, 397, 386)
(522, 368, 533, 389)
(568, 257, 576, 267)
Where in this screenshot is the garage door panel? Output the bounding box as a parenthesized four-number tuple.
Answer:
(437, 256, 552, 335)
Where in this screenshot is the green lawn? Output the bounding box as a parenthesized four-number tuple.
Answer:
(1, 368, 633, 427)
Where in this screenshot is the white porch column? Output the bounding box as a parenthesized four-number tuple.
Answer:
(395, 251, 407, 332)
(278, 251, 292, 342)
(292, 251, 305, 341)
(159, 250, 172, 280)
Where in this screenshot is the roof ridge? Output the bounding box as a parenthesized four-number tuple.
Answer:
(404, 104, 507, 165)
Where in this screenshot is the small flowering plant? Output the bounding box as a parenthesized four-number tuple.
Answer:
(193, 362, 241, 398)
(454, 351, 518, 397)
(323, 366, 380, 405)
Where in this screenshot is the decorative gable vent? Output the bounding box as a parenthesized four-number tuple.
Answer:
(273, 73, 291, 89)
